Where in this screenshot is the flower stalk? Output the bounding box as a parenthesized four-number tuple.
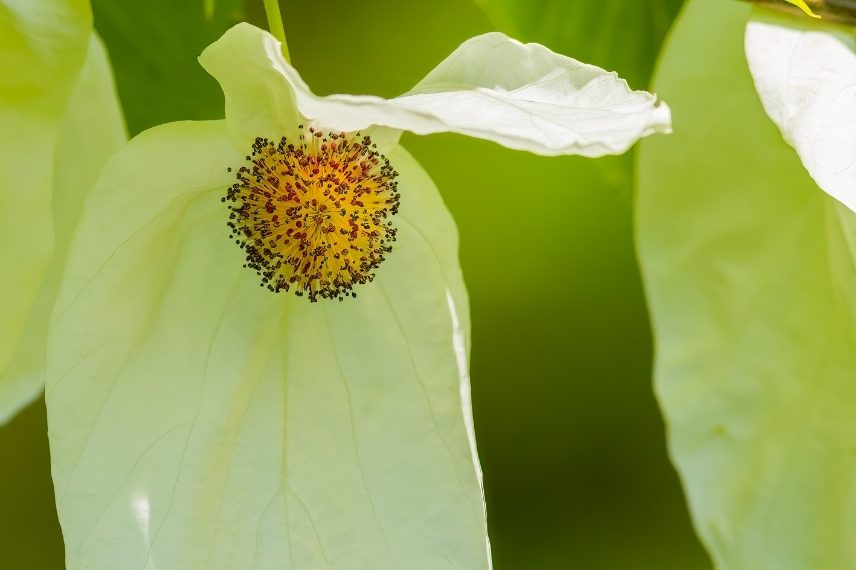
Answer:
(262, 0, 291, 62)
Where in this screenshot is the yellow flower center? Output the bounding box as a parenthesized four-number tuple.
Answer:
(225, 128, 400, 302)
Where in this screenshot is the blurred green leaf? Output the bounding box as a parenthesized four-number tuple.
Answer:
(472, 0, 684, 89)
(0, 0, 103, 424)
(92, 0, 243, 136)
(637, 0, 856, 568)
(1, 34, 126, 425)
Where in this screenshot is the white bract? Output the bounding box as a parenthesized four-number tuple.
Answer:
(47, 23, 670, 569)
(746, 9, 856, 213)
(204, 25, 671, 157)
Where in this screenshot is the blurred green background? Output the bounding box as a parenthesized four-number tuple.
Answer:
(0, 0, 712, 568)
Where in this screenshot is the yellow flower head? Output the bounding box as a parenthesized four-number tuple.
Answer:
(225, 130, 400, 301)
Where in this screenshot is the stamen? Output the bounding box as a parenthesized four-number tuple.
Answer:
(223, 129, 400, 302)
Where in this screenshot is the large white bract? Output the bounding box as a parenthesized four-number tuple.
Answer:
(745, 9, 856, 213)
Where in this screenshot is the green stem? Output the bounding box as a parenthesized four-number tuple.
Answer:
(262, 0, 291, 63)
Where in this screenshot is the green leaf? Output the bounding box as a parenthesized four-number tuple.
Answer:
(637, 0, 856, 568)
(91, 0, 243, 136)
(46, 120, 490, 569)
(472, 0, 685, 90)
(0, 33, 126, 424)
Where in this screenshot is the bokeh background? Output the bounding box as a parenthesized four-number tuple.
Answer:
(0, 0, 713, 568)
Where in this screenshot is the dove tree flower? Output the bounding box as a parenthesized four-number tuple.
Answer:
(46, 20, 669, 570)
(0, 0, 125, 424)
